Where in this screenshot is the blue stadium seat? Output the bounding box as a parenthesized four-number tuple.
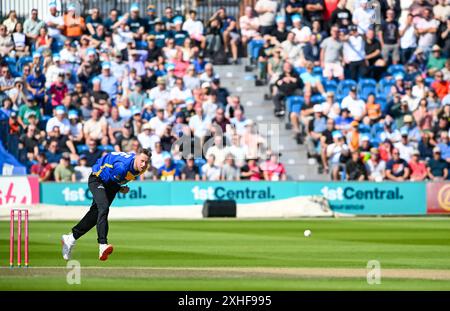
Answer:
(17, 56, 33, 73)
(98, 145, 114, 153)
(377, 78, 395, 98)
(294, 67, 307, 75)
(323, 79, 338, 94)
(76, 144, 89, 154)
(286, 96, 304, 114)
(135, 40, 148, 50)
(311, 94, 325, 104)
(358, 78, 377, 101)
(337, 79, 357, 99)
(376, 97, 389, 115)
(425, 77, 434, 87)
(387, 64, 405, 77)
(312, 66, 322, 77)
(194, 158, 206, 169)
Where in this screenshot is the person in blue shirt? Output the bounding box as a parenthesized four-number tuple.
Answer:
(150, 20, 170, 48)
(171, 17, 189, 46)
(61, 148, 151, 261)
(26, 67, 46, 107)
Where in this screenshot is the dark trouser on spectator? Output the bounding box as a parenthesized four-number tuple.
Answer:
(306, 136, 320, 158)
(273, 92, 287, 115)
(260, 25, 274, 36)
(72, 174, 120, 244)
(346, 60, 367, 81)
(400, 47, 415, 64)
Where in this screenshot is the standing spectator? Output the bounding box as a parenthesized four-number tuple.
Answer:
(304, 0, 325, 23)
(24, 9, 45, 41)
(352, 0, 375, 34)
(381, 10, 400, 65)
(427, 146, 448, 180)
(255, 0, 278, 35)
(409, 150, 428, 181)
(343, 25, 367, 81)
(54, 153, 76, 182)
(321, 25, 344, 81)
(386, 147, 410, 181)
(366, 148, 386, 181)
(330, 0, 352, 29)
(415, 8, 439, 53)
(399, 13, 417, 64)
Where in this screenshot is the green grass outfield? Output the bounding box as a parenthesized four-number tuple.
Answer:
(1, 218, 450, 290)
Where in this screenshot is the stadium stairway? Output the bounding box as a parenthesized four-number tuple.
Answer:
(214, 64, 328, 181)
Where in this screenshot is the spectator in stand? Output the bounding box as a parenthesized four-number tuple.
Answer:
(366, 147, 386, 182)
(409, 149, 428, 181)
(427, 45, 446, 76)
(181, 154, 200, 180)
(158, 155, 180, 181)
(427, 146, 449, 180)
(260, 152, 287, 181)
(54, 153, 76, 182)
(321, 25, 344, 81)
(31, 152, 53, 181)
(345, 150, 367, 181)
(306, 104, 327, 160)
(415, 8, 439, 54)
(274, 62, 302, 117)
(74, 154, 91, 182)
(255, 0, 277, 35)
(386, 147, 410, 181)
(81, 139, 103, 167)
(24, 9, 45, 41)
(326, 131, 349, 180)
(241, 157, 262, 181)
(341, 86, 366, 121)
(381, 9, 400, 65)
(342, 25, 366, 81)
(221, 153, 240, 180)
(431, 70, 449, 100)
(436, 131, 450, 163)
(202, 154, 221, 181)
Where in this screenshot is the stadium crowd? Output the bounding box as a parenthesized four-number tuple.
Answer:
(0, 0, 448, 182)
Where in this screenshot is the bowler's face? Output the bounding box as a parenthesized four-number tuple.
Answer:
(136, 154, 150, 172)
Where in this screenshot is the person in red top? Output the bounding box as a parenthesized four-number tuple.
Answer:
(431, 71, 449, 99)
(260, 152, 287, 181)
(31, 152, 54, 181)
(408, 150, 427, 181)
(49, 72, 68, 107)
(379, 139, 393, 163)
(324, 0, 339, 22)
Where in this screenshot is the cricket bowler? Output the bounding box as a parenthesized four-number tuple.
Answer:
(61, 148, 151, 261)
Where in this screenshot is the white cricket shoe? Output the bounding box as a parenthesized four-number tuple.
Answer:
(99, 244, 114, 261)
(61, 234, 76, 261)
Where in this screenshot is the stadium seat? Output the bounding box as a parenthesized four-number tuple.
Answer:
(17, 56, 33, 73)
(337, 79, 357, 99)
(425, 77, 434, 87)
(323, 79, 338, 94)
(312, 66, 322, 77)
(376, 97, 389, 115)
(98, 145, 114, 153)
(294, 67, 307, 76)
(310, 94, 325, 104)
(135, 40, 148, 50)
(387, 64, 405, 77)
(377, 78, 395, 98)
(76, 144, 89, 154)
(357, 78, 377, 100)
(286, 96, 304, 114)
(194, 158, 206, 169)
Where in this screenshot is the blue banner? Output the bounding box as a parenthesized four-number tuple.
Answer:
(40, 181, 427, 215)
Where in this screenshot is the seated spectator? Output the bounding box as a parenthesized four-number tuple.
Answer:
(386, 148, 410, 181)
(334, 108, 353, 133)
(431, 70, 449, 100)
(341, 86, 366, 121)
(437, 131, 450, 162)
(206, 135, 227, 167)
(54, 153, 76, 182)
(260, 152, 287, 181)
(326, 131, 349, 180)
(394, 128, 415, 162)
(151, 142, 169, 169)
(427, 146, 449, 180)
(221, 153, 240, 181)
(273, 62, 302, 117)
(181, 154, 200, 180)
(83, 108, 107, 141)
(74, 155, 91, 182)
(138, 122, 160, 151)
(240, 157, 262, 181)
(31, 152, 53, 181)
(306, 104, 327, 159)
(81, 139, 103, 167)
(427, 45, 446, 76)
(366, 94, 382, 123)
(301, 61, 326, 97)
(365, 148, 386, 182)
(158, 156, 180, 181)
(202, 154, 221, 181)
(45, 140, 63, 166)
(345, 150, 367, 181)
(409, 150, 428, 181)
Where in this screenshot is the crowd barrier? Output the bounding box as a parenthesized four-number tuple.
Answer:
(0, 177, 448, 219)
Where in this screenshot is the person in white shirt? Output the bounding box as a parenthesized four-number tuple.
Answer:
(206, 135, 228, 167)
(415, 8, 439, 52)
(148, 77, 171, 110)
(326, 131, 349, 180)
(224, 134, 247, 167)
(340, 86, 366, 121)
(169, 77, 192, 105)
(379, 121, 401, 143)
(342, 25, 366, 81)
(240, 6, 261, 55)
(46, 107, 70, 135)
(254, 0, 278, 35)
(137, 123, 161, 151)
(399, 13, 417, 63)
(182, 10, 205, 49)
(149, 109, 168, 137)
(352, 0, 375, 34)
(290, 15, 311, 46)
(394, 130, 415, 162)
(189, 105, 211, 139)
(45, 4, 65, 42)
